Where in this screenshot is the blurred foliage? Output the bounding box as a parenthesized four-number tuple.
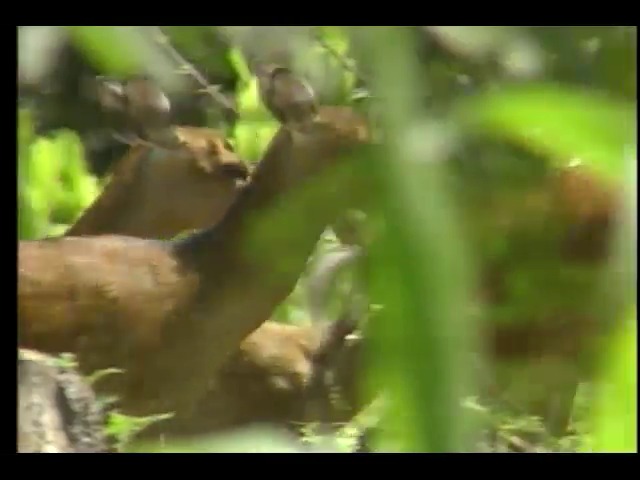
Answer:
(18, 109, 100, 239)
(357, 26, 477, 452)
(67, 27, 149, 77)
(18, 26, 636, 453)
(455, 84, 634, 183)
(590, 308, 637, 452)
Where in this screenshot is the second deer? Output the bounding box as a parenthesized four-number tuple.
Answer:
(18, 71, 373, 429)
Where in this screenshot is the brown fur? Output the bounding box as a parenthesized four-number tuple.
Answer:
(66, 127, 249, 239)
(163, 163, 617, 440)
(18, 106, 371, 421)
(30, 115, 362, 440)
(23, 87, 617, 442)
(159, 161, 618, 442)
(138, 320, 364, 440)
(145, 322, 325, 436)
(498, 165, 615, 436)
(135, 164, 620, 442)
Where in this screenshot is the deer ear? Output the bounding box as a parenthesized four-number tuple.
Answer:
(257, 64, 317, 128)
(123, 76, 172, 119)
(94, 77, 126, 111)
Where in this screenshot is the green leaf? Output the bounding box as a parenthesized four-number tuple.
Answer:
(456, 84, 635, 183)
(357, 26, 477, 453)
(66, 27, 145, 76)
(589, 308, 637, 452)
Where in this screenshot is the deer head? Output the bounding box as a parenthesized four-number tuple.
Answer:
(66, 78, 250, 239)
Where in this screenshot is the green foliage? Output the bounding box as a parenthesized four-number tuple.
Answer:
(455, 84, 635, 183)
(454, 80, 636, 453)
(66, 27, 146, 76)
(105, 411, 175, 452)
(18, 109, 47, 239)
(360, 26, 477, 453)
(589, 310, 637, 452)
(234, 75, 279, 162)
(18, 26, 636, 453)
(17, 125, 100, 240)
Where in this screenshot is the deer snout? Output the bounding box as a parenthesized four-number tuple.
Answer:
(219, 156, 251, 182)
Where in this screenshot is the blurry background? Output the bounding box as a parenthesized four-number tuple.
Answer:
(17, 26, 636, 453)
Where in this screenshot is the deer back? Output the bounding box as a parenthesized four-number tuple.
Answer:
(66, 127, 249, 239)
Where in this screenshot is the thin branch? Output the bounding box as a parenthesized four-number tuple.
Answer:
(313, 29, 368, 86)
(111, 132, 173, 153)
(149, 27, 238, 117)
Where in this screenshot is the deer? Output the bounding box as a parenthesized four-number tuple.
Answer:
(159, 162, 617, 444)
(135, 245, 366, 442)
(19, 26, 239, 178)
(20, 72, 367, 445)
(321, 159, 621, 445)
(18, 76, 250, 452)
(61, 76, 250, 240)
(18, 69, 373, 429)
(160, 156, 618, 445)
(21, 69, 618, 447)
(247, 159, 618, 449)
(478, 163, 620, 437)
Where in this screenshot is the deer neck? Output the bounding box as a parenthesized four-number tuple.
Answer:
(168, 126, 357, 359)
(173, 126, 344, 275)
(65, 143, 150, 237)
(120, 115, 368, 416)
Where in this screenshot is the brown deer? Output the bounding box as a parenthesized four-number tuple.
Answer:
(23, 74, 366, 443)
(277, 161, 619, 447)
(22, 72, 617, 446)
(18, 76, 252, 452)
(165, 160, 618, 444)
(338, 161, 621, 444)
(136, 246, 366, 441)
(478, 164, 620, 437)
(19, 70, 372, 427)
(65, 76, 250, 239)
(189, 143, 618, 447)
